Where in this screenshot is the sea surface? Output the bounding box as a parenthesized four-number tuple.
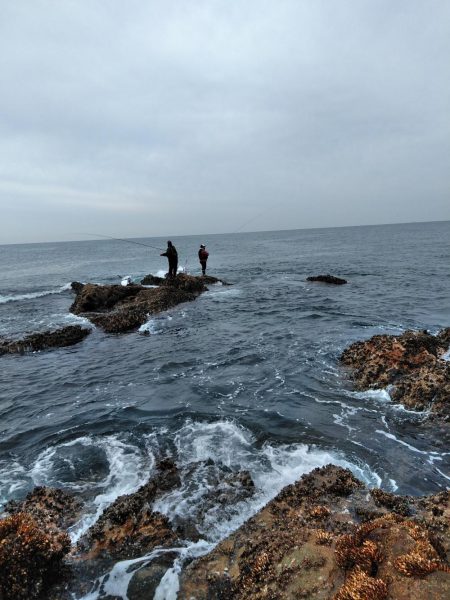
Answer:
(1, 221, 449, 598)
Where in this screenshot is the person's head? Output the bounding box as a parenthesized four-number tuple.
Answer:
(200, 244, 205, 249)
(167, 240, 172, 247)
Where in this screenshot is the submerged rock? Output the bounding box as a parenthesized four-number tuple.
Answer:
(0, 325, 91, 356)
(178, 465, 450, 600)
(307, 275, 347, 285)
(70, 274, 211, 333)
(341, 328, 450, 418)
(200, 274, 232, 286)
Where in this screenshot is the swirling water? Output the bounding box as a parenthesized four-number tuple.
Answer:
(1, 221, 449, 598)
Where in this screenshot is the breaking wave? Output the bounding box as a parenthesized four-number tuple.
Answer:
(0, 283, 72, 304)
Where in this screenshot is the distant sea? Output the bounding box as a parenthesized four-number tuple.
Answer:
(1, 221, 449, 598)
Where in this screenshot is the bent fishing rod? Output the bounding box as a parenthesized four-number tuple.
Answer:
(81, 233, 164, 251)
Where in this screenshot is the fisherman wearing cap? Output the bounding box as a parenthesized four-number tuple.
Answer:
(161, 241, 178, 278)
(198, 244, 209, 276)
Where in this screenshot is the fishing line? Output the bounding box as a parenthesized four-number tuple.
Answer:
(80, 232, 164, 251)
(232, 211, 267, 234)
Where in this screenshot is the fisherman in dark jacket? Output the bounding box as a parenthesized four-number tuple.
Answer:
(161, 241, 178, 278)
(198, 244, 209, 276)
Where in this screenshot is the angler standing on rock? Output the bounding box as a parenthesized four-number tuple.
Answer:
(198, 243, 209, 276)
(161, 240, 178, 278)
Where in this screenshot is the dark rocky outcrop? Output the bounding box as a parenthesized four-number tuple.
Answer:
(178, 465, 450, 600)
(70, 274, 211, 333)
(341, 329, 450, 418)
(140, 274, 165, 285)
(77, 458, 181, 560)
(0, 325, 91, 356)
(307, 275, 348, 285)
(200, 274, 232, 286)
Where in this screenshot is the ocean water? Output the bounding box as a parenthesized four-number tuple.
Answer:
(1, 221, 449, 598)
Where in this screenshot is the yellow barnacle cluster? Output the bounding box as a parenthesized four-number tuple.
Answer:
(394, 520, 449, 577)
(316, 529, 334, 546)
(308, 505, 331, 519)
(335, 536, 380, 573)
(332, 514, 401, 600)
(334, 567, 388, 600)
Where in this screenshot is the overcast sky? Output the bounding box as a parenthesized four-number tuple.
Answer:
(1, 0, 449, 243)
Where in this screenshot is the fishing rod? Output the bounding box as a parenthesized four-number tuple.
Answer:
(81, 233, 164, 251)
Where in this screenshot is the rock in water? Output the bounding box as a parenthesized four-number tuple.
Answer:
(77, 458, 181, 560)
(70, 274, 210, 333)
(341, 328, 450, 418)
(0, 325, 91, 356)
(307, 275, 347, 285)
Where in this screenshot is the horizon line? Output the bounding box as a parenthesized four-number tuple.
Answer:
(1, 218, 449, 247)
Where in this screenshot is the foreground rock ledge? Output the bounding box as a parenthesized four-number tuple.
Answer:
(1, 465, 449, 599)
(179, 465, 450, 600)
(341, 328, 450, 419)
(70, 273, 229, 333)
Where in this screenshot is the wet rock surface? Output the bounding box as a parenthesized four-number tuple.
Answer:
(307, 275, 347, 285)
(0, 325, 91, 356)
(4, 486, 83, 530)
(1, 464, 449, 599)
(178, 465, 450, 600)
(341, 329, 450, 419)
(0, 512, 71, 600)
(77, 458, 181, 560)
(69, 273, 224, 333)
(140, 274, 165, 285)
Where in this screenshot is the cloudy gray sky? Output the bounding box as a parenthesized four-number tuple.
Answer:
(1, 0, 449, 243)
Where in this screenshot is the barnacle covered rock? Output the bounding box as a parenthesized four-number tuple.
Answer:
(341, 329, 450, 418)
(0, 512, 70, 600)
(70, 274, 227, 333)
(333, 567, 388, 600)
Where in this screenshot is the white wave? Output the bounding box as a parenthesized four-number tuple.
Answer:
(204, 287, 241, 302)
(29, 435, 156, 542)
(0, 283, 72, 304)
(433, 466, 450, 482)
(153, 266, 186, 279)
(155, 419, 380, 544)
(0, 459, 29, 509)
(138, 315, 172, 335)
(63, 313, 94, 328)
(138, 318, 158, 334)
(149, 419, 381, 599)
(351, 388, 392, 403)
(153, 541, 212, 600)
(375, 430, 448, 459)
(389, 479, 399, 492)
(173, 419, 255, 468)
(442, 349, 450, 361)
(78, 419, 381, 600)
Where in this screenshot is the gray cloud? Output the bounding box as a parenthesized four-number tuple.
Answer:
(1, 0, 449, 243)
